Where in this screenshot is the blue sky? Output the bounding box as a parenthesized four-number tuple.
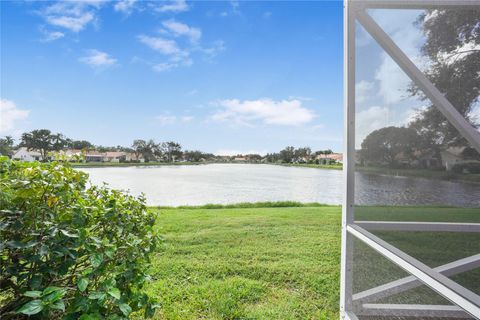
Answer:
(1, 0, 345, 154)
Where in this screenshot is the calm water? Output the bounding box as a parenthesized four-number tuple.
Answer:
(79, 164, 480, 207)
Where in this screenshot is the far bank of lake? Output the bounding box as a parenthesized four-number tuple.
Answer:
(79, 163, 480, 207)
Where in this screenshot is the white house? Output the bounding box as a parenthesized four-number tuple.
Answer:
(316, 153, 343, 164)
(12, 147, 43, 162)
(440, 147, 480, 171)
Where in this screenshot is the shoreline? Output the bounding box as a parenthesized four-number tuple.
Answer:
(72, 161, 479, 184)
(356, 166, 480, 184)
(72, 161, 343, 170)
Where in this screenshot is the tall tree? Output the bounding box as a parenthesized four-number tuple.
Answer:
(0, 136, 15, 157)
(279, 146, 295, 163)
(132, 140, 145, 161)
(20, 129, 67, 160)
(70, 140, 93, 150)
(183, 150, 206, 162)
(132, 139, 158, 162)
(161, 141, 182, 162)
(360, 126, 420, 167)
(294, 147, 312, 160)
(409, 9, 480, 152)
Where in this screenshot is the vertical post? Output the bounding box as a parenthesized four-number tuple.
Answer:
(340, 0, 356, 318)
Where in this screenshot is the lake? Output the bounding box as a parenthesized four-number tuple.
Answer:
(79, 164, 480, 207)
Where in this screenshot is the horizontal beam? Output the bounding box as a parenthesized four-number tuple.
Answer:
(355, 221, 480, 232)
(353, 254, 480, 303)
(356, 9, 480, 154)
(347, 224, 480, 317)
(354, 0, 480, 9)
(359, 304, 473, 318)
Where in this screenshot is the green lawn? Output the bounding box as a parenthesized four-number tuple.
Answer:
(146, 206, 342, 320)
(274, 163, 343, 170)
(143, 205, 480, 319)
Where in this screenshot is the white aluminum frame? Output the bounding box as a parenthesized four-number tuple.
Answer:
(341, 1, 480, 319)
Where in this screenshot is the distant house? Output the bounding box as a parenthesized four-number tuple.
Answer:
(105, 151, 127, 163)
(85, 151, 106, 162)
(440, 147, 478, 171)
(316, 153, 343, 164)
(216, 156, 231, 162)
(12, 147, 43, 162)
(234, 156, 247, 162)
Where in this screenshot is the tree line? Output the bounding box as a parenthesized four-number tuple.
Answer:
(0, 129, 338, 164)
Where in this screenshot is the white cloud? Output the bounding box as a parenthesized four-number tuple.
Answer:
(211, 98, 316, 127)
(114, 0, 137, 15)
(162, 19, 201, 43)
(356, 106, 390, 148)
(370, 10, 425, 105)
(156, 114, 194, 125)
(200, 40, 226, 58)
(288, 96, 313, 102)
(79, 50, 117, 68)
(138, 34, 192, 72)
(355, 104, 426, 148)
(138, 35, 184, 56)
(0, 99, 30, 134)
(46, 13, 94, 32)
(187, 89, 198, 96)
(438, 42, 480, 66)
(40, 1, 102, 32)
(138, 14, 225, 73)
(40, 29, 65, 42)
(356, 80, 374, 103)
(469, 102, 480, 125)
(155, 0, 189, 13)
(153, 62, 176, 72)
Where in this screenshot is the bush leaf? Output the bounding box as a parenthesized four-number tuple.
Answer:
(119, 303, 132, 316)
(90, 253, 103, 268)
(78, 278, 89, 292)
(24, 291, 42, 298)
(107, 287, 121, 300)
(50, 299, 65, 311)
(17, 300, 43, 315)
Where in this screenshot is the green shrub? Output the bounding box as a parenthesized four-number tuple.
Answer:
(0, 157, 160, 319)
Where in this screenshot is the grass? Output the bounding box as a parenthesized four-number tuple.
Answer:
(144, 204, 479, 319)
(146, 206, 342, 319)
(274, 163, 343, 170)
(156, 201, 333, 210)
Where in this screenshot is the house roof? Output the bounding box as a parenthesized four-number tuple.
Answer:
(316, 153, 343, 161)
(13, 147, 42, 156)
(105, 151, 127, 158)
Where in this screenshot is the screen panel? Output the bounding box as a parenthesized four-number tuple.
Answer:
(350, 3, 480, 318)
(351, 237, 475, 319)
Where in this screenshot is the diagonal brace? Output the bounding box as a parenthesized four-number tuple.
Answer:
(355, 9, 480, 153)
(353, 254, 480, 303)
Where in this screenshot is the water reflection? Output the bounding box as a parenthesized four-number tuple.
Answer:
(79, 164, 480, 207)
